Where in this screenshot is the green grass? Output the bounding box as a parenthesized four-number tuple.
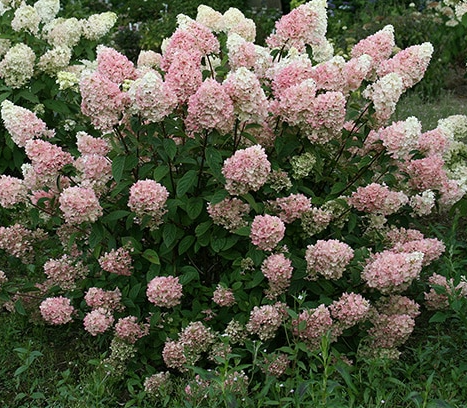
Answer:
(394, 90, 466, 131)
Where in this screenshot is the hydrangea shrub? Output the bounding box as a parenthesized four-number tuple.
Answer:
(1, 0, 467, 397)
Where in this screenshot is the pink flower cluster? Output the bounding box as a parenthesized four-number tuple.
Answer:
(250, 215, 286, 251)
(377, 117, 421, 160)
(306, 92, 347, 144)
(147, 276, 183, 307)
(207, 197, 250, 231)
(164, 50, 203, 104)
(80, 71, 129, 132)
(40, 296, 75, 325)
(75, 154, 112, 191)
(270, 193, 312, 223)
(84, 287, 123, 311)
(212, 284, 236, 307)
(83, 307, 115, 336)
(368, 312, 415, 350)
(25, 139, 73, 176)
(292, 304, 334, 350)
(162, 340, 187, 370)
(162, 321, 215, 370)
(246, 302, 287, 341)
(128, 179, 169, 228)
(98, 247, 133, 276)
(261, 253, 293, 299)
(0, 175, 27, 208)
(406, 154, 448, 191)
(348, 183, 409, 216)
(222, 145, 271, 195)
(377, 295, 420, 318)
(128, 70, 178, 123)
(362, 250, 424, 293)
(185, 78, 235, 136)
(351, 25, 395, 72)
(329, 292, 371, 329)
(377, 43, 434, 90)
(43, 255, 88, 290)
(305, 239, 354, 280)
(392, 238, 445, 266)
(223, 67, 269, 124)
(59, 186, 103, 224)
(179, 321, 215, 355)
(76, 132, 111, 156)
(96, 45, 137, 85)
(270, 56, 314, 97)
(266, 0, 327, 53)
(115, 316, 149, 343)
(0, 224, 43, 263)
(144, 372, 172, 396)
(263, 353, 290, 377)
(161, 19, 219, 70)
(1, 100, 54, 147)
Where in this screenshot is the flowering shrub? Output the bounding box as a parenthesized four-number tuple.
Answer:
(1, 0, 467, 397)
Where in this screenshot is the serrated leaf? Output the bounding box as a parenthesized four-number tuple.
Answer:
(163, 223, 177, 248)
(128, 283, 142, 300)
(176, 170, 197, 197)
(179, 266, 199, 285)
(43, 99, 70, 114)
(142, 249, 160, 265)
(195, 220, 212, 237)
(163, 138, 177, 161)
(102, 210, 131, 223)
(330, 182, 347, 196)
(211, 236, 227, 252)
(112, 156, 126, 183)
(205, 147, 224, 180)
(245, 270, 264, 289)
(429, 311, 448, 323)
(14, 299, 26, 316)
(186, 197, 204, 220)
(233, 226, 250, 236)
(178, 235, 195, 255)
(153, 164, 170, 182)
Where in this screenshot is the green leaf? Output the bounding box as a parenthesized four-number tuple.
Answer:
(112, 156, 126, 183)
(186, 197, 204, 220)
(195, 220, 212, 237)
(163, 223, 177, 248)
(233, 226, 250, 236)
(178, 235, 195, 255)
(176, 170, 197, 197)
(43, 99, 70, 114)
(429, 311, 448, 323)
(245, 270, 264, 289)
(163, 138, 177, 161)
(142, 249, 160, 265)
(211, 236, 227, 253)
(14, 300, 26, 316)
(179, 266, 199, 285)
(17, 89, 39, 104)
(128, 283, 142, 300)
(14, 366, 29, 377)
(153, 164, 170, 182)
(205, 147, 224, 180)
(0, 92, 11, 103)
(330, 182, 347, 196)
(102, 210, 131, 223)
